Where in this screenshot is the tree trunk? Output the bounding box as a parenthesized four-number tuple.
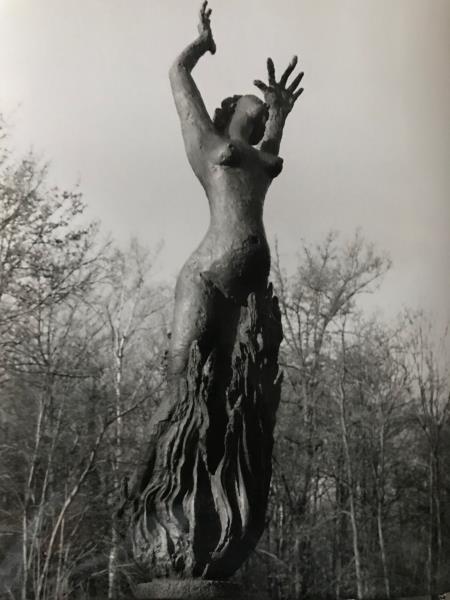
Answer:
(108, 523, 119, 600)
(333, 461, 345, 600)
(377, 499, 390, 599)
(338, 384, 364, 600)
(108, 330, 125, 599)
(427, 447, 441, 600)
(376, 423, 390, 599)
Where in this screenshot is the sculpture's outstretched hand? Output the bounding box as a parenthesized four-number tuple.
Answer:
(197, 1, 216, 55)
(254, 56, 304, 116)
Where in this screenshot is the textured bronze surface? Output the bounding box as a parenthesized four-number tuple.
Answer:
(130, 288, 282, 578)
(124, 1, 304, 583)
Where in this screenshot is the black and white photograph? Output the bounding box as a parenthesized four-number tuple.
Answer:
(0, 1, 449, 598)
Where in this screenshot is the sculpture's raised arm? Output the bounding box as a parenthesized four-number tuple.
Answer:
(169, 1, 217, 171)
(254, 56, 304, 155)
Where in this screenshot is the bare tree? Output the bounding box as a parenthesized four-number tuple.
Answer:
(268, 231, 390, 599)
(406, 312, 450, 599)
(98, 240, 167, 599)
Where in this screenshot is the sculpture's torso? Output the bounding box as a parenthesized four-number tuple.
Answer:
(178, 138, 282, 303)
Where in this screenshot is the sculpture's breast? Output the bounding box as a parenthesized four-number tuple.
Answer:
(216, 142, 241, 167)
(213, 140, 283, 179)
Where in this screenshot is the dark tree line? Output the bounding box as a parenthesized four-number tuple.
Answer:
(0, 126, 449, 599)
(240, 238, 450, 600)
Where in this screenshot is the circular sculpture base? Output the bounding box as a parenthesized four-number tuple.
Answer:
(134, 580, 264, 600)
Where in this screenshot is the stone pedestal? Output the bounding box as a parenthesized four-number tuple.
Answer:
(133, 579, 266, 599)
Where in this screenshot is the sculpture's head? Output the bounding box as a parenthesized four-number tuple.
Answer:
(213, 94, 269, 145)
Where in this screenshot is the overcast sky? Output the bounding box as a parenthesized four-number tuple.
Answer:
(0, 0, 449, 321)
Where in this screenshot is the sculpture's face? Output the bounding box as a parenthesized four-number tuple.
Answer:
(228, 95, 269, 145)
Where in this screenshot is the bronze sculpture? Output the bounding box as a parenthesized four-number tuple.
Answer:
(126, 3, 304, 596)
(167, 2, 303, 383)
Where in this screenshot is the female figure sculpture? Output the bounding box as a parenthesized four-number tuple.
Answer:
(128, 2, 304, 589)
(168, 2, 303, 382)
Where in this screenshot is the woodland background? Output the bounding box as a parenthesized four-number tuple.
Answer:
(0, 121, 449, 600)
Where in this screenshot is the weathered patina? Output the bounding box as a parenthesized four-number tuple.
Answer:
(125, 1, 304, 590)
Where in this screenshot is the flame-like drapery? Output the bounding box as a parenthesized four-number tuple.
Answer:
(131, 286, 282, 579)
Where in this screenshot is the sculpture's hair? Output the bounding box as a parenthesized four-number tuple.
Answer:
(213, 95, 242, 133)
